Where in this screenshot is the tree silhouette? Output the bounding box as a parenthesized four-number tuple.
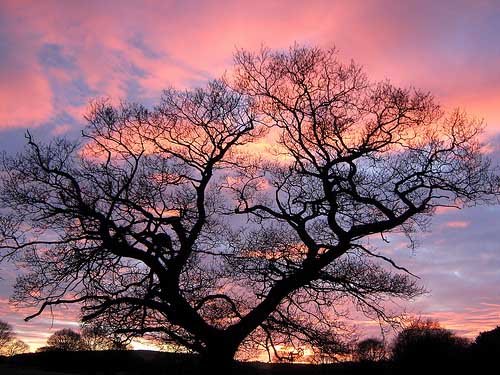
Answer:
(0, 320, 13, 350)
(1, 338, 29, 356)
(472, 325, 500, 361)
(391, 319, 469, 366)
(81, 326, 130, 351)
(0, 320, 29, 356)
(354, 338, 387, 362)
(0, 45, 498, 370)
(46, 329, 89, 352)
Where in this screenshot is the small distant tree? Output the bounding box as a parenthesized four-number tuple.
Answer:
(81, 326, 130, 351)
(46, 329, 89, 352)
(354, 338, 387, 362)
(0, 320, 30, 356)
(273, 346, 305, 363)
(391, 319, 469, 365)
(2, 338, 29, 356)
(0, 320, 13, 349)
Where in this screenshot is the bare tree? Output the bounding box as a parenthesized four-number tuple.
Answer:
(391, 318, 469, 365)
(228, 45, 498, 359)
(0, 320, 14, 351)
(0, 320, 30, 356)
(354, 338, 387, 362)
(0, 46, 498, 370)
(81, 326, 109, 351)
(1, 338, 29, 356)
(81, 325, 129, 351)
(46, 329, 89, 352)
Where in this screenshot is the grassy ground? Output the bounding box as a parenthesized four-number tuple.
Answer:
(0, 350, 478, 375)
(0, 366, 72, 375)
(0, 351, 395, 375)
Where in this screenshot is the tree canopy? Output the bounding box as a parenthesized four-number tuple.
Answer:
(391, 319, 469, 366)
(0, 45, 498, 368)
(45, 329, 88, 352)
(0, 320, 13, 349)
(473, 325, 500, 360)
(81, 326, 130, 351)
(0, 319, 29, 356)
(354, 338, 387, 362)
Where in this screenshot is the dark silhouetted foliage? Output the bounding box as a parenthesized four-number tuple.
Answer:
(0, 338, 29, 356)
(472, 325, 500, 362)
(391, 319, 469, 368)
(0, 320, 13, 349)
(81, 326, 130, 351)
(354, 338, 387, 362)
(0, 320, 29, 357)
(1, 350, 397, 375)
(35, 346, 55, 353)
(45, 328, 89, 352)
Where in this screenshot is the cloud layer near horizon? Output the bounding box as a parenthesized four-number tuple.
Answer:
(1, 0, 500, 350)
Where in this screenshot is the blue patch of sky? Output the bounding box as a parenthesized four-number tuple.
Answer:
(0, 112, 84, 154)
(112, 49, 148, 78)
(0, 128, 31, 155)
(38, 43, 76, 69)
(48, 111, 85, 136)
(35, 43, 96, 132)
(453, 10, 500, 57)
(52, 75, 97, 108)
(0, 35, 14, 61)
(127, 32, 213, 85)
(128, 33, 164, 60)
(122, 78, 150, 105)
(418, 4, 500, 67)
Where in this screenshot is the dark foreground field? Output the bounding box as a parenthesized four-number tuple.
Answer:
(0, 350, 482, 375)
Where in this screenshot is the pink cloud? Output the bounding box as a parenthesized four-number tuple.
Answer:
(446, 221, 471, 228)
(420, 303, 500, 338)
(1, 0, 499, 133)
(435, 206, 460, 215)
(0, 68, 53, 128)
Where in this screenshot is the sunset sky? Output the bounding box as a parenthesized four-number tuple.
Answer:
(1, 0, 500, 351)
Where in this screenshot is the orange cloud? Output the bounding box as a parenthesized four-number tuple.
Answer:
(421, 303, 500, 338)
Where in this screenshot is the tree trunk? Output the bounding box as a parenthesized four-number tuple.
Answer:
(199, 340, 239, 374)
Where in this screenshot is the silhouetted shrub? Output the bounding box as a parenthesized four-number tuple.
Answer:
(354, 338, 387, 362)
(391, 319, 469, 368)
(472, 326, 500, 362)
(36, 346, 55, 353)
